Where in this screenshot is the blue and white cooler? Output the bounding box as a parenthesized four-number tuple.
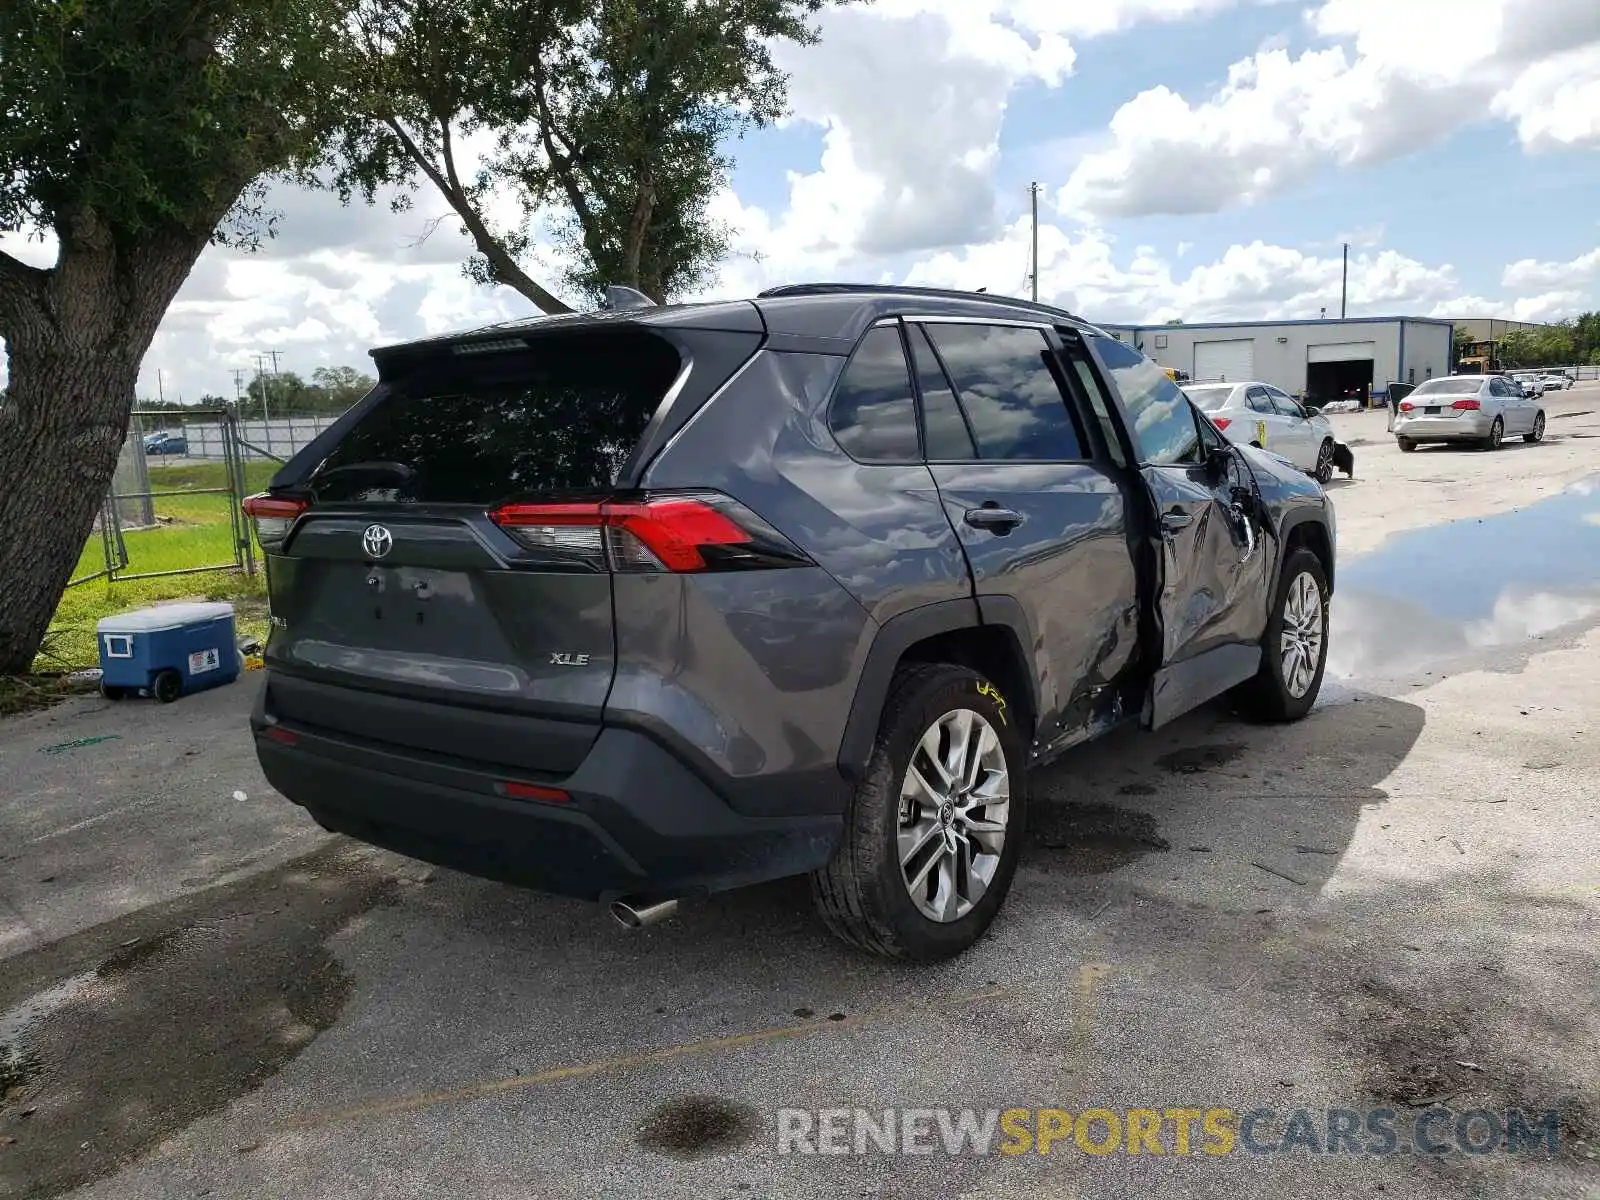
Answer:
(96, 601, 240, 703)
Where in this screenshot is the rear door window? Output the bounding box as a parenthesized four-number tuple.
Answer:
(309, 327, 682, 504)
(923, 323, 1085, 461)
(909, 324, 977, 460)
(828, 326, 921, 463)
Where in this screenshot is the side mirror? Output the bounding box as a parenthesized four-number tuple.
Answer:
(1206, 441, 1235, 475)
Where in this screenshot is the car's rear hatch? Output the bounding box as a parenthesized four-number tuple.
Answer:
(249, 314, 763, 775)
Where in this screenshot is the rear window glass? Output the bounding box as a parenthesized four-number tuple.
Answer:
(1412, 378, 1483, 397)
(1182, 385, 1232, 411)
(829, 326, 921, 462)
(308, 329, 681, 504)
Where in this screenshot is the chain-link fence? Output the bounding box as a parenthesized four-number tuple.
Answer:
(136, 415, 337, 462)
(69, 407, 255, 587)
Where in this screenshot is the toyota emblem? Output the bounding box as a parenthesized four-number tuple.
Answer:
(361, 524, 394, 560)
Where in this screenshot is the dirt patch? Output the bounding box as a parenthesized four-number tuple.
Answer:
(635, 1095, 760, 1159)
(0, 677, 81, 719)
(0, 843, 399, 1200)
(1344, 978, 1598, 1167)
(0, 1047, 40, 1102)
(94, 926, 191, 978)
(1028, 802, 1170, 874)
(1156, 743, 1246, 774)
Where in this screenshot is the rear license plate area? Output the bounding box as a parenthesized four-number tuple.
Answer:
(1424, 405, 1441, 415)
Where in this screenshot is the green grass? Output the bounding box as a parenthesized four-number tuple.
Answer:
(35, 459, 277, 673)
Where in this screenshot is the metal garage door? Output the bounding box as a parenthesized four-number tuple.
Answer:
(1194, 339, 1255, 382)
(1307, 341, 1376, 362)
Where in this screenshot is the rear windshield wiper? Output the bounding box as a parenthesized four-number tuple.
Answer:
(310, 461, 416, 486)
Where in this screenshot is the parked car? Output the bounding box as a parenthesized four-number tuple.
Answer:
(1539, 373, 1573, 392)
(142, 431, 188, 456)
(1510, 373, 1547, 398)
(243, 283, 1338, 961)
(1394, 374, 1545, 452)
(1179, 380, 1347, 483)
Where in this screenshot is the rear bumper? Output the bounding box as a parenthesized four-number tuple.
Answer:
(251, 676, 843, 901)
(1393, 412, 1492, 441)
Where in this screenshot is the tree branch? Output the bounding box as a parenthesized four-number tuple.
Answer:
(0, 247, 53, 340)
(382, 116, 572, 314)
(530, 60, 601, 250)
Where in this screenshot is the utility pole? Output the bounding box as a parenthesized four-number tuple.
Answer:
(264, 349, 285, 458)
(1340, 243, 1349, 319)
(1029, 182, 1041, 301)
(157, 369, 165, 406)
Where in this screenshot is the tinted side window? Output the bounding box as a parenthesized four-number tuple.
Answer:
(1245, 387, 1274, 414)
(924, 324, 1084, 461)
(1093, 335, 1202, 465)
(909, 325, 977, 459)
(1058, 333, 1128, 468)
(828, 326, 920, 462)
(1270, 394, 1306, 419)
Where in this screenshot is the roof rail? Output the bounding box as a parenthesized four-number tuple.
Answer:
(756, 282, 1081, 323)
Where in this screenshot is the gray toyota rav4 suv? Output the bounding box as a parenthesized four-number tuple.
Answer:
(245, 283, 1335, 961)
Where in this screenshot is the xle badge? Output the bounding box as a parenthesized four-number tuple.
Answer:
(550, 652, 591, 666)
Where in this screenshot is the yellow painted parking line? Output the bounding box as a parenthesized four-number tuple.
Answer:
(283, 984, 1012, 1133)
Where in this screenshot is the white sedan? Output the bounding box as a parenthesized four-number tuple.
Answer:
(1539, 373, 1573, 391)
(1181, 380, 1342, 483)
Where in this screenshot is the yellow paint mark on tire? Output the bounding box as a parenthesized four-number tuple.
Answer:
(976, 680, 1008, 725)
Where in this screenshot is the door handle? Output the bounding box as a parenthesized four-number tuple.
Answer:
(1160, 508, 1194, 533)
(964, 505, 1024, 532)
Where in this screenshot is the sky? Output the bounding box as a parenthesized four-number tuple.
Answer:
(3, 0, 1599, 401)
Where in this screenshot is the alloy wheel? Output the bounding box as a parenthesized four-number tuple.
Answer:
(1279, 571, 1324, 700)
(897, 708, 1010, 923)
(1315, 441, 1335, 484)
(1530, 413, 1545, 443)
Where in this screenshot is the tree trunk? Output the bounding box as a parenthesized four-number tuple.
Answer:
(0, 234, 204, 674)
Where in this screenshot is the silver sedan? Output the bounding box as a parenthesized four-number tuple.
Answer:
(1393, 375, 1545, 452)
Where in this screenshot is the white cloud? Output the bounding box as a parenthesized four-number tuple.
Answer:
(900, 220, 1465, 324)
(1502, 247, 1600, 293)
(1060, 0, 1600, 219)
(764, 0, 1245, 261)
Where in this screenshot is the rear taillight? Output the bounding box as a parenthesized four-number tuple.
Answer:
(1399, 401, 1414, 412)
(488, 492, 811, 573)
(242, 493, 308, 551)
(1211, 417, 1231, 430)
(1452, 399, 1481, 410)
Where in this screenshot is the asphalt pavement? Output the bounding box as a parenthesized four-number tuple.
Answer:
(2, 389, 1598, 1200)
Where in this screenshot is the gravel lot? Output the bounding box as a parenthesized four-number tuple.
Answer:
(3, 387, 1598, 1200)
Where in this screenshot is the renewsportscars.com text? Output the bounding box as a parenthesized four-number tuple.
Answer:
(776, 1106, 1564, 1157)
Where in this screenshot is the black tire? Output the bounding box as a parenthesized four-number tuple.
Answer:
(1524, 412, 1545, 444)
(811, 663, 1028, 961)
(1480, 417, 1503, 451)
(1313, 438, 1335, 484)
(152, 669, 183, 704)
(99, 683, 126, 701)
(1397, 437, 1417, 453)
(1233, 548, 1330, 723)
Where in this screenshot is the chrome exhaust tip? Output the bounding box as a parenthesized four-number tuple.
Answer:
(610, 897, 679, 929)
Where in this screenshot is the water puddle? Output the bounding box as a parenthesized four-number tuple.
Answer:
(1329, 477, 1600, 680)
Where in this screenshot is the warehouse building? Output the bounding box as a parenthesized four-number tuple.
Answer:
(1094, 317, 1455, 404)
